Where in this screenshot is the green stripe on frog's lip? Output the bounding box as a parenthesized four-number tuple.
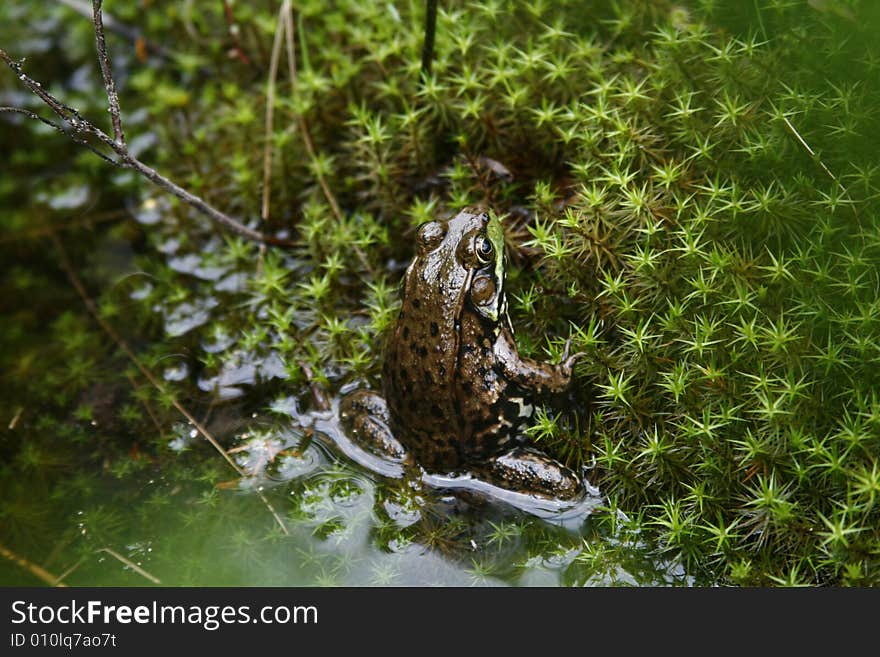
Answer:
(484, 211, 506, 322)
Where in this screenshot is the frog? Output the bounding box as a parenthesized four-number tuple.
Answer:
(340, 207, 585, 502)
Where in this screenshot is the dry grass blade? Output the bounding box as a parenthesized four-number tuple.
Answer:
(261, 0, 291, 221)
(49, 232, 289, 536)
(0, 542, 68, 587)
(96, 547, 161, 584)
(781, 116, 837, 183)
(281, 8, 373, 272)
(8, 406, 24, 429)
(282, 8, 343, 223)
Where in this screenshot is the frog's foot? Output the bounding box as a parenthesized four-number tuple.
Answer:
(338, 390, 407, 462)
(472, 447, 584, 501)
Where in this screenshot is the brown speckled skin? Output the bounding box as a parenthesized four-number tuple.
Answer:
(343, 209, 583, 500)
(382, 209, 575, 468)
(381, 211, 475, 468)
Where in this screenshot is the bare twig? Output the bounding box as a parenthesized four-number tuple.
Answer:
(0, 543, 68, 587)
(50, 232, 239, 473)
(0, 106, 117, 164)
(41, 533, 75, 570)
(53, 556, 86, 586)
(297, 358, 330, 412)
(50, 232, 289, 535)
(0, 8, 291, 247)
(125, 372, 164, 436)
(92, 0, 125, 146)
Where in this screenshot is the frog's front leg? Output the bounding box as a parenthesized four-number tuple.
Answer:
(472, 447, 584, 501)
(339, 390, 407, 461)
(493, 330, 582, 396)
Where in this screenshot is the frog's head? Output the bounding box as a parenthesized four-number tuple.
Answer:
(460, 209, 506, 324)
(408, 208, 507, 325)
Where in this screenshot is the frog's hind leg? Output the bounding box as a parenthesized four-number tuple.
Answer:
(338, 390, 407, 462)
(473, 447, 584, 501)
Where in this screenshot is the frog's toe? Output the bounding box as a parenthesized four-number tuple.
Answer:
(475, 447, 584, 501)
(339, 390, 406, 461)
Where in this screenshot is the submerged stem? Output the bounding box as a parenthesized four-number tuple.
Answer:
(50, 233, 290, 536)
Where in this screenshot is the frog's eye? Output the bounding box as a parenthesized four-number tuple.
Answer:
(416, 221, 446, 253)
(475, 236, 494, 264)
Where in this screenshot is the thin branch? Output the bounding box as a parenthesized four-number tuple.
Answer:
(41, 534, 76, 572)
(122, 142, 289, 244)
(125, 372, 165, 436)
(297, 358, 330, 412)
(222, 0, 252, 64)
(52, 556, 86, 586)
(50, 232, 289, 535)
(50, 232, 239, 474)
(0, 543, 68, 587)
(0, 38, 290, 246)
(0, 54, 111, 147)
(0, 208, 126, 244)
(0, 106, 119, 164)
(92, 0, 125, 146)
(1, 105, 83, 140)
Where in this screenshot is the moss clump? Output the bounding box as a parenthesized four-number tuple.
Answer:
(186, 0, 880, 585)
(3, 0, 879, 585)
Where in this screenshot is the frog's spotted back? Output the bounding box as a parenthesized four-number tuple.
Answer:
(383, 209, 489, 465)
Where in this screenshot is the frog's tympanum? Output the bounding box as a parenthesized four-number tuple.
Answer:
(340, 208, 584, 501)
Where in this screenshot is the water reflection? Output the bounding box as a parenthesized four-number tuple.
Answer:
(190, 407, 689, 587)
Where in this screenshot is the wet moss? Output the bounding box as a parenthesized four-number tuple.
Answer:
(2, 1, 879, 585)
